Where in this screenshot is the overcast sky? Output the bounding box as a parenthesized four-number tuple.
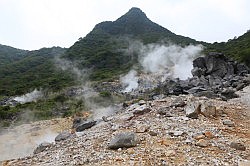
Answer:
(0, 0, 249, 50)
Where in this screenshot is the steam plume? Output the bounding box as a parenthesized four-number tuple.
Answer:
(120, 70, 138, 92)
(139, 44, 203, 80)
(14, 89, 43, 104)
(120, 42, 203, 92)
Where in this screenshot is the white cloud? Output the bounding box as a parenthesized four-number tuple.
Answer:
(0, 0, 249, 50)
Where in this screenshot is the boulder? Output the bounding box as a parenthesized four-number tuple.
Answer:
(72, 117, 86, 129)
(191, 67, 204, 77)
(193, 57, 206, 69)
(157, 107, 171, 115)
(138, 100, 146, 105)
(223, 119, 235, 127)
(33, 142, 51, 154)
(200, 102, 217, 117)
(55, 131, 72, 142)
(108, 132, 137, 149)
(164, 79, 183, 95)
(133, 105, 151, 115)
(236, 63, 249, 75)
(230, 142, 246, 151)
(205, 52, 228, 78)
(168, 131, 185, 137)
(171, 98, 186, 107)
(184, 101, 201, 119)
(196, 139, 209, 147)
(221, 88, 238, 99)
(75, 120, 97, 132)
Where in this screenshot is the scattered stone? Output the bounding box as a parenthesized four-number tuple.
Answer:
(157, 107, 171, 115)
(33, 142, 51, 154)
(204, 131, 214, 139)
(196, 139, 209, 147)
(138, 100, 146, 105)
(55, 131, 72, 142)
(123, 102, 129, 108)
(133, 105, 151, 115)
(108, 132, 137, 149)
(111, 124, 119, 131)
(169, 131, 184, 137)
(148, 131, 158, 136)
(127, 148, 135, 154)
(184, 138, 193, 144)
(229, 142, 246, 151)
(223, 119, 235, 127)
(102, 116, 109, 122)
(184, 101, 201, 119)
(171, 98, 186, 107)
(76, 120, 97, 132)
(165, 113, 173, 117)
(135, 125, 149, 133)
(194, 134, 205, 140)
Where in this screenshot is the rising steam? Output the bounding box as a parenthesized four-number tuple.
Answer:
(120, 42, 203, 92)
(120, 70, 138, 92)
(55, 57, 119, 120)
(140, 44, 203, 79)
(14, 89, 43, 104)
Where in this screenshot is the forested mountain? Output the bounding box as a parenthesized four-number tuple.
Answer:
(0, 47, 74, 96)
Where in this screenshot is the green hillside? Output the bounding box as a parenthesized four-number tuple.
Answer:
(0, 47, 75, 96)
(0, 44, 28, 67)
(207, 31, 250, 66)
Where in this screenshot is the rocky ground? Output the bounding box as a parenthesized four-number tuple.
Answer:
(2, 85, 249, 166)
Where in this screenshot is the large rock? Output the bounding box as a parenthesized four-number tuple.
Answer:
(133, 105, 151, 115)
(236, 63, 249, 75)
(191, 67, 204, 77)
(193, 57, 206, 69)
(221, 88, 238, 99)
(108, 132, 137, 149)
(72, 117, 86, 129)
(33, 142, 51, 154)
(229, 142, 246, 151)
(184, 101, 201, 119)
(55, 131, 72, 142)
(200, 102, 217, 117)
(164, 79, 184, 95)
(75, 120, 97, 132)
(205, 52, 228, 78)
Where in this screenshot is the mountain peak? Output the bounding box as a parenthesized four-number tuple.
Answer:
(117, 7, 149, 22)
(92, 7, 165, 36)
(127, 7, 145, 16)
